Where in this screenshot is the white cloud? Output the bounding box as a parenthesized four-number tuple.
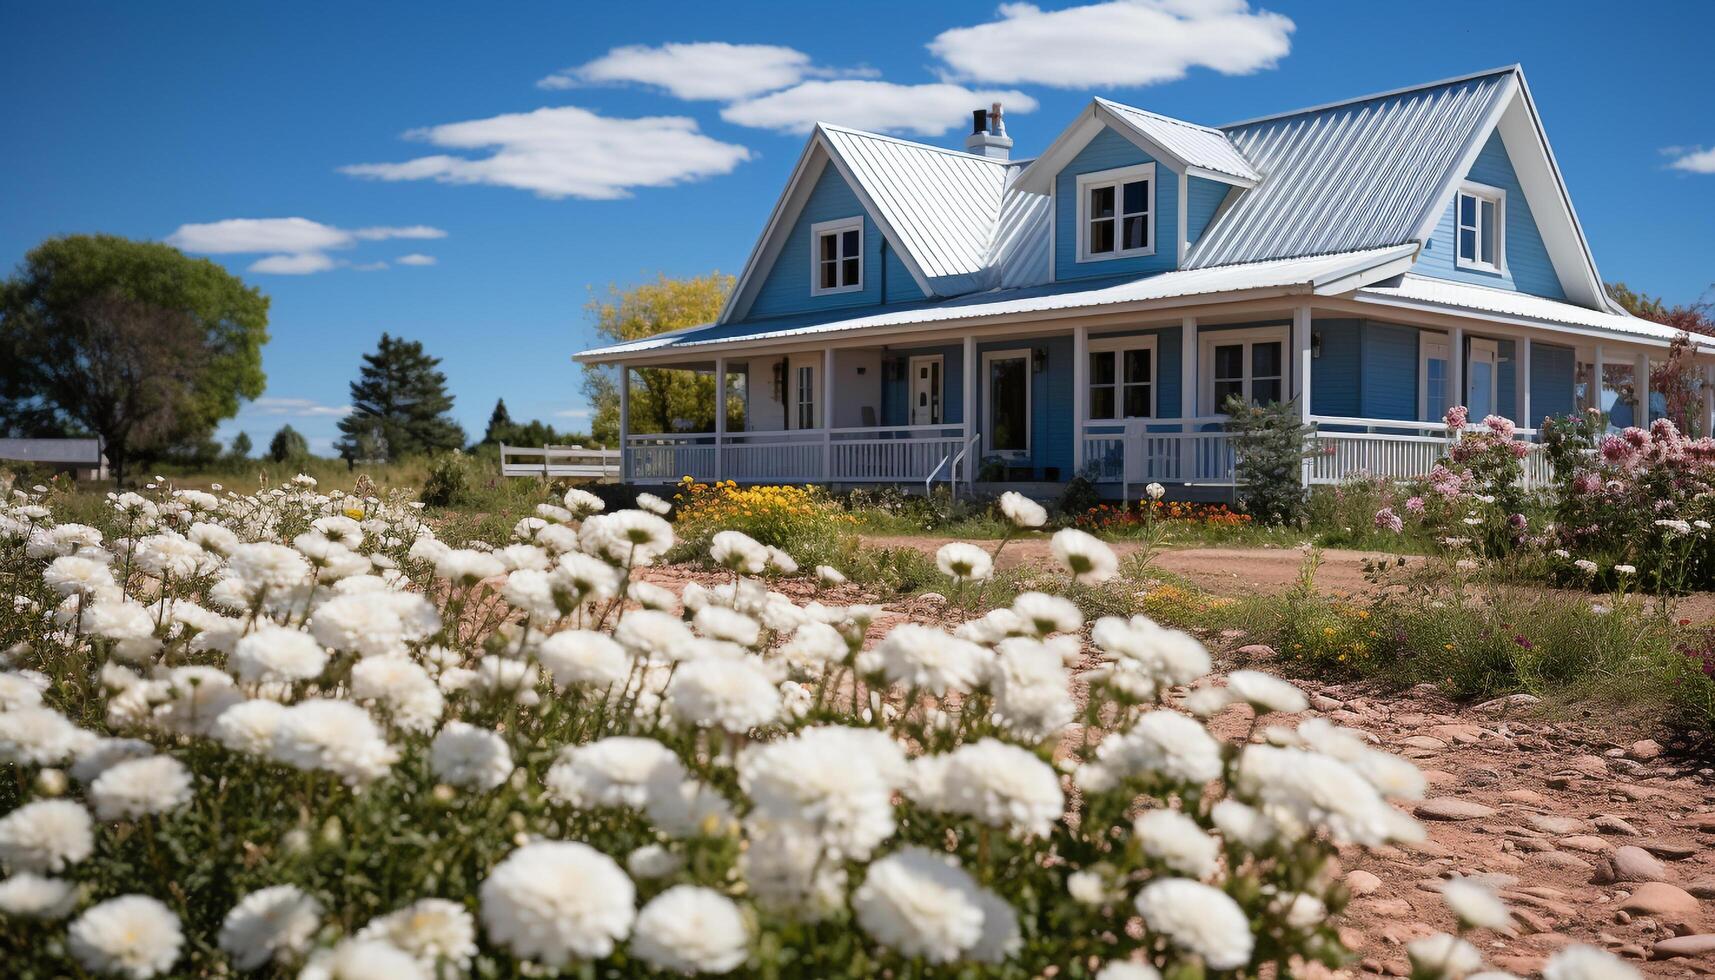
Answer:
(341, 105, 753, 200)
(352, 261, 389, 272)
(353, 225, 447, 241)
(1667, 146, 1715, 174)
(246, 397, 351, 418)
(929, 0, 1294, 88)
(396, 253, 437, 266)
(554, 407, 592, 419)
(541, 42, 839, 101)
(248, 253, 338, 275)
(722, 80, 1038, 136)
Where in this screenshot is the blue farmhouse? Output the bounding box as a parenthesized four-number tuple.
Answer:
(576, 66, 1706, 496)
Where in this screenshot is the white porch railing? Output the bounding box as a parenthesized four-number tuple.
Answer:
(499, 444, 621, 480)
(623, 425, 972, 486)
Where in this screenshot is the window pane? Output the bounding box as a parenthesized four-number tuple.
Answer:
(1089, 387, 1115, 420)
(1252, 342, 1281, 379)
(1459, 228, 1478, 261)
(1124, 349, 1151, 385)
(820, 261, 837, 290)
(1123, 383, 1151, 418)
(1459, 194, 1476, 225)
(990, 357, 1028, 452)
(1089, 185, 1115, 218)
(1122, 180, 1148, 215)
(820, 233, 837, 261)
(1252, 378, 1282, 405)
(1089, 217, 1114, 254)
(1089, 351, 1115, 386)
(841, 229, 859, 258)
(1480, 200, 1497, 264)
(842, 257, 860, 286)
(1213, 344, 1244, 379)
(1214, 380, 1244, 406)
(1122, 215, 1148, 251)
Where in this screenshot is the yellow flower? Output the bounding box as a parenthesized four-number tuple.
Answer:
(343, 507, 364, 520)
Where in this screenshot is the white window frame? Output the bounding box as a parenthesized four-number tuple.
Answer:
(1419, 331, 1451, 422)
(810, 216, 864, 296)
(1087, 335, 1158, 420)
(1075, 163, 1156, 263)
(1199, 325, 1289, 413)
(791, 361, 820, 430)
(1454, 181, 1506, 274)
(907, 354, 944, 426)
(981, 348, 1033, 460)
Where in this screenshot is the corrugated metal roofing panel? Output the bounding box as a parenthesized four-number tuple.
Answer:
(991, 166, 1052, 289)
(0, 439, 104, 464)
(579, 247, 1414, 359)
(1188, 68, 1513, 268)
(1358, 275, 1694, 347)
(820, 126, 1010, 282)
(1098, 100, 1260, 183)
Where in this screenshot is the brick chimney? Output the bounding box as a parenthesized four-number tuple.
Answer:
(964, 101, 1013, 160)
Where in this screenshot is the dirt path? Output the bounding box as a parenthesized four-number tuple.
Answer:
(860, 534, 1416, 595)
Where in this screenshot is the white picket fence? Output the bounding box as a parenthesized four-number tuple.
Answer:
(623, 425, 972, 486)
(498, 444, 621, 480)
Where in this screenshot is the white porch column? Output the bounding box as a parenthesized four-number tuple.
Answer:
(1292, 306, 1313, 486)
(1180, 316, 1198, 482)
(963, 334, 977, 489)
(1592, 345, 1604, 415)
(1517, 336, 1532, 432)
(1702, 363, 1714, 438)
(1071, 325, 1088, 475)
(1449, 326, 1465, 415)
(618, 364, 631, 483)
(1636, 351, 1652, 424)
(823, 347, 836, 481)
(713, 356, 727, 482)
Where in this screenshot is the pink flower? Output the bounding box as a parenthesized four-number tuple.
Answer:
(1404, 496, 1425, 513)
(1443, 406, 1469, 431)
(1482, 414, 1516, 439)
(1508, 441, 1529, 458)
(1374, 507, 1403, 534)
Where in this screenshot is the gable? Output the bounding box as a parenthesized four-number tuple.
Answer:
(746, 161, 925, 320)
(1186, 175, 1228, 249)
(1055, 126, 1179, 282)
(1413, 130, 1566, 299)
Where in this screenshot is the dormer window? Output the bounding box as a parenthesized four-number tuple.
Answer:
(1455, 182, 1505, 273)
(1076, 163, 1154, 262)
(811, 217, 863, 295)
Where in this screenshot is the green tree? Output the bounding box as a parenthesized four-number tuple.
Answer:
(268, 425, 309, 463)
(0, 234, 270, 483)
(1224, 395, 1315, 526)
(481, 398, 514, 445)
(335, 333, 465, 462)
(228, 431, 253, 461)
(579, 273, 738, 445)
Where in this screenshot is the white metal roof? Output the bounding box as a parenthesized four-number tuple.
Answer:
(1356, 274, 1702, 349)
(0, 438, 105, 465)
(820, 125, 1011, 283)
(1096, 99, 1260, 184)
(1189, 68, 1514, 268)
(579, 246, 1417, 361)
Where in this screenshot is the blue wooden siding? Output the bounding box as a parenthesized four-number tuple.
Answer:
(1310, 320, 1361, 417)
(879, 344, 963, 426)
(1414, 131, 1566, 299)
(748, 163, 923, 319)
(1055, 127, 1179, 282)
(1497, 339, 1517, 420)
(1186, 176, 1227, 248)
(1308, 319, 1419, 420)
(1530, 342, 1576, 427)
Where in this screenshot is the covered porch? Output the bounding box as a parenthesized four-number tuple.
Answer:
(597, 292, 1714, 497)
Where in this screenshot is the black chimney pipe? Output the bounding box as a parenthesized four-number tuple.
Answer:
(971, 108, 988, 136)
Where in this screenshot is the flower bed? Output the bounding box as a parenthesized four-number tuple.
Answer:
(0, 477, 1629, 978)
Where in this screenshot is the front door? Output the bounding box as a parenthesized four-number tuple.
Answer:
(909, 355, 943, 426)
(983, 349, 1031, 459)
(1466, 338, 1498, 420)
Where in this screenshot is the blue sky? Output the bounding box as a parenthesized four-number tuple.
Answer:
(3, 1, 1711, 455)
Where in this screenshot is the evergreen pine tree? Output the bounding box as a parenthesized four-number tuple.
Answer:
(268, 424, 308, 462)
(482, 398, 514, 445)
(228, 431, 253, 461)
(335, 333, 465, 462)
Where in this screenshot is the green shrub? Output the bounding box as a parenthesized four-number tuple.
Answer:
(1224, 395, 1313, 525)
(419, 451, 477, 507)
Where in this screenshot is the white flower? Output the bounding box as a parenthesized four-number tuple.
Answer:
(992, 639, 1077, 740)
(472, 656, 540, 705)
(1133, 809, 1219, 878)
(1010, 591, 1082, 635)
(502, 569, 561, 620)
(1613, 563, 1637, 576)
(765, 546, 798, 574)
(780, 621, 848, 669)
(1092, 615, 1211, 688)
(1441, 878, 1513, 933)
(310, 594, 407, 658)
(300, 938, 429, 980)
(614, 610, 696, 662)
(43, 555, 115, 596)
(626, 844, 685, 880)
(0, 671, 45, 711)
(1226, 670, 1309, 714)
(434, 548, 505, 585)
(480, 840, 635, 967)
(212, 700, 287, 755)
(1573, 559, 1598, 575)
(227, 542, 310, 590)
(935, 542, 994, 582)
(1079, 710, 1222, 790)
(636, 492, 671, 515)
(1134, 878, 1253, 970)
(1235, 744, 1407, 847)
(1408, 933, 1486, 979)
(694, 605, 761, 646)
(545, 736, 687, 811)
(218, 884, 322, 970)
(867, 624, 991, 695)
(998, 490, 1047, 528)
(1542, 944, 1641, 980)
(356, 898, 477, 974)
(0, 872, 77, 919)
(710, 530, 768, 573)
(580, 510, 674, 566)
(89, 755, 194, 821)
(1145, 482, 1166, 501)
(0, 706, 91, 766)
(739, 726, 905, 861)
(626, 579, 675, 611)
(1051, 528, 1118, 584)
(1211, 799, 1276, 850)
(932, 738, 1064, 837)
(563, 487, 606, 517)
(853, 847, 987, 964)
(536, 629, 632, 688)
(815, 564, 847, 586)
(0, 799, 94, 873)
(230, 625, 328, 684)
(68, 895, 184, 979)
(271, 699, 398, 787)
(552, 552, 621, 605)
(668, 656, 782, 732)
(632, 885, 750, 974)
(430, 721, 514, 791)
(349, 658, 443, 733)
